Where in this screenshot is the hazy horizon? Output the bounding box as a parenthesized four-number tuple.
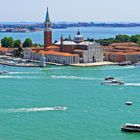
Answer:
(0, 0, 140, 22)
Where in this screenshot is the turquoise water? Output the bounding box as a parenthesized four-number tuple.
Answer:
(1, 26, 140, 44)
(0, 65, 140, 140)
(0, 27, 140, 139)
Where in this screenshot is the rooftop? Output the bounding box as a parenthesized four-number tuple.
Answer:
(110, 42, 138, 47)
(38, 50, 79, 57)
(109, 51, 140, 55)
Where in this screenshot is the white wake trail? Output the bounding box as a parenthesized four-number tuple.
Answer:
(51, 75, 100, 80)
(4, 106, 67, 113)
(125, 83, 140, 87)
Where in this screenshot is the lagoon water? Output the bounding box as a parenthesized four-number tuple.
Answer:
(1, 26, 140, 44)
(0, 27, 140, 139)
(0, 65, 140, 140)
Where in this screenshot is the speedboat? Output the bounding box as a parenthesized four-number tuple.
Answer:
(101, 80, 125, 85)
(121, 124, 140, 132)
(0, 70, 9, 75)
(105, 77, 114, 81)
(53, 106, 67, 111)
(125, 102, 133, 105)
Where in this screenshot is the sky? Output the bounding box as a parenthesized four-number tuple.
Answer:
(0, 0, 140, 22)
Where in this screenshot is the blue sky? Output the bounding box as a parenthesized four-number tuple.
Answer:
(0, 0, 140, 22)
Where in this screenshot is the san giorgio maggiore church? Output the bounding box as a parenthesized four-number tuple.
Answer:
(24, 8, 103, 65)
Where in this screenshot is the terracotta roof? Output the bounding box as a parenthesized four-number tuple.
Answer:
(38, 50, 79, 57)
(74, 49, 85, 52)
(46, 45, 60, 49)
(109, 52, 140, 55)
(0, 47, 15, 51)
(114, 46, 140, 50)
(110, 42, 138, 47)
(31, 47, 43, 51)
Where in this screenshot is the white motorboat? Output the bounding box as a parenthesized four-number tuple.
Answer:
(125, 102, 133, 105)
(121, 124, 140, 132)
(101, 80, 125, 85)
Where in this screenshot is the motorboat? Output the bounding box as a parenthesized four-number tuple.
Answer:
(125, 102, 133, 105)
(121, 124, 140, 132)
(0, 70, 9, 75)
(118, 61, 132, 66)
(105, 77, 114, 81)
(53, 106, 67, 111)
(101, 80, 125, 85)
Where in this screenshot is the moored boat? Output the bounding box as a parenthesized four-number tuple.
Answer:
(121, 124, 140, 132)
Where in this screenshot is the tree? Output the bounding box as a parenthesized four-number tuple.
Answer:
(115, 34, 130, 42)
(1, 37, 14, 48)
(22, 38, 32, 48)
(13, 39, 21, 48)
(130, 35, 138, 43)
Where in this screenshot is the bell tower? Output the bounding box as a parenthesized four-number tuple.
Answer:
(44, 8, 52, 50)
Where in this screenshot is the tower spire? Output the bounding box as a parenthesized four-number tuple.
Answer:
(45, 7, 50, 22)
(44, 7, 52, 50)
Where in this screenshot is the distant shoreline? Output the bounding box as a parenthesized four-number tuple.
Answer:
(1, 22, 140, 32)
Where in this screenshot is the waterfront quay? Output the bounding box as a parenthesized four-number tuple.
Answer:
(0, 55, 39, 67)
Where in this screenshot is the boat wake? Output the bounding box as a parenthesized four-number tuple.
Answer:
(102, 66, 135, 71)
(0, 75, 46, 79)
(9, 72, 41, 75)
(4, 106, 67, 113)
(125, 83, 140, 87)
(51, 75, 99, 80)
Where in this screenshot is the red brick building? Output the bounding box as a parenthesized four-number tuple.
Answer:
(103, 42, 140, 62)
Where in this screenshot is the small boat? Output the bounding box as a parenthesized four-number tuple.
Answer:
(121, 124, 140, 132)
(101, 80, 125, 85)
(0, 70, 9, 75)
(105, 77, 114, 81)
(134, 61, 140, 67)
(53, 106, 67, 111)
(125, 102, 133, 105)
(118, 61, 131, 66)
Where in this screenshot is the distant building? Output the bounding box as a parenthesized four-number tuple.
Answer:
(103, 42, 140, 62)
(25, 8, 103, 65)
(55, 30, 103, 63)
(30, 50, 79, 64)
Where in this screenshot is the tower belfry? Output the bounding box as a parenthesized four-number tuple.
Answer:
(44, 7, 52, 50)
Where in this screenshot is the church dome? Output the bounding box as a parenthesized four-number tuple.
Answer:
(74, 30, 84, 43)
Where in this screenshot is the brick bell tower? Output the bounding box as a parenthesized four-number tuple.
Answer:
(44, 8, 52, 50)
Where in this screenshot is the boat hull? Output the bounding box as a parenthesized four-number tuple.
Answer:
(101, 82, 124, 85)
(121, 127, 140, 132)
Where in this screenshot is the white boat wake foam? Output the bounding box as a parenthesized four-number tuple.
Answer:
(9, 72, 41, 75)
(0, 76, 45, 79)
(4, 106, 67, 113)
(51, 75, 100, 80)
(125, 83, 140, 87)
